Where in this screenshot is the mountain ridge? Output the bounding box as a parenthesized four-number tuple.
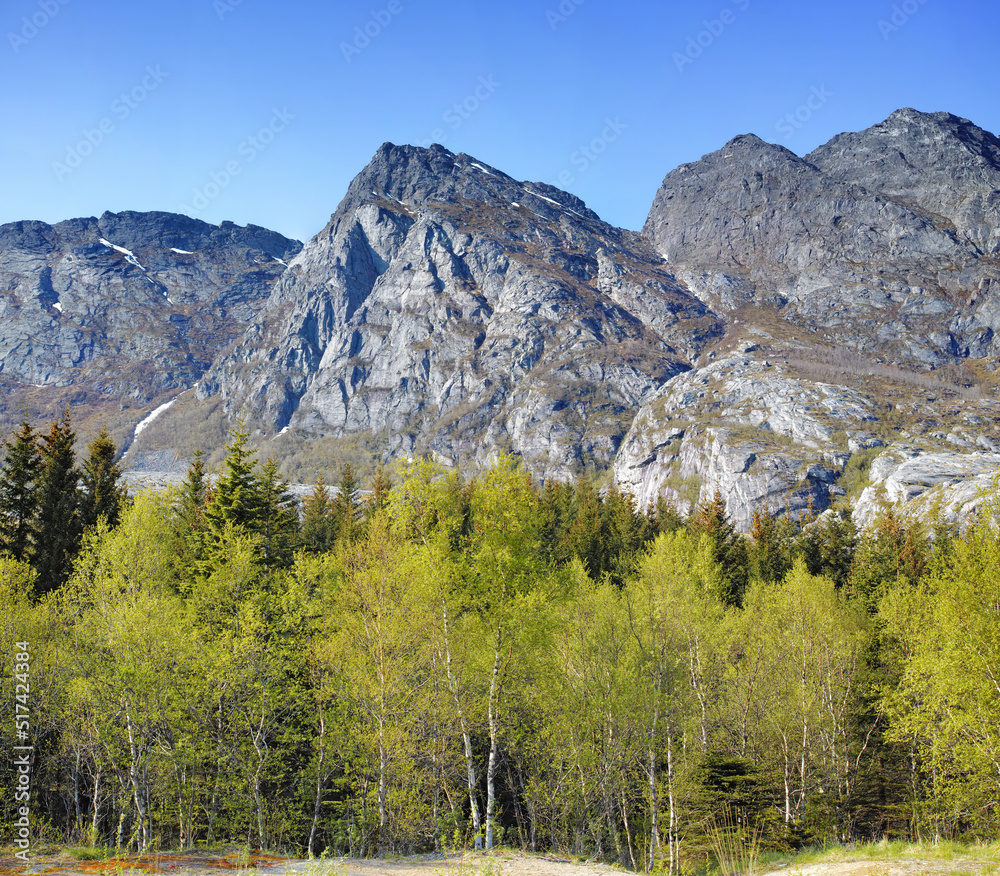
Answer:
(3, 108, 999, 529)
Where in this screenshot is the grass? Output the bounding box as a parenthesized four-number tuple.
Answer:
(706, 806, 763, 876)
(758, 839, 1000, 874)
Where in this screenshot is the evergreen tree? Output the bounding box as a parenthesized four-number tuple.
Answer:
(600, 484, 646, 586)
(203, 426, 261, 533)
(0, 418, 41, 561)
(301, 473, 336, 554)
(31, 409, 81, 594)
(80, 425, 128, 530)
(333, 462, 361, 544)
(850, 506, 925, 613)
(747, 508, 794, 584)
(565, 479, 604, 579)
(256, 457, 299, 568)
(365, 460, 392, 521)
(690, 490, 749, 606)
(175, 449, 209, 534)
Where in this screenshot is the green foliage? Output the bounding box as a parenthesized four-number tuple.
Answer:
(880, 520, 1000, 835)
(0, 417, 41, 561)
(32, 409, 82, 594)
(3, 453, 998, 859)
(80, 425, 128, 530)
(691, 491, 749, 607)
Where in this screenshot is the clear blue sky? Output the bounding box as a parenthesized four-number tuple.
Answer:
(2, 0, 997, 243)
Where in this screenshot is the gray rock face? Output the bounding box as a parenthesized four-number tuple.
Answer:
(807, 108, 1000, 256)
(853, 444, 1000, 532)
(613, 353, 876, 528)
(0, 211, 300, 399)
(205, 143, 721, 479)
(643, 110, 1000, 366)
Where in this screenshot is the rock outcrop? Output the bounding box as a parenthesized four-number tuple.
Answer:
(643, 109, 1000, 366)
(853, 444, 1000, 532)
(613, 353, 875, 521)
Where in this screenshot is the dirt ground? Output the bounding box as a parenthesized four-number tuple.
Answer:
(1, 850, 997, 876)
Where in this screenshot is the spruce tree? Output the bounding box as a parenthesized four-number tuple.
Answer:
(301, 473, 336, 554)
(32, 409, 81, 594)
(256, 457, 299, 568)
(0, 418, 41, 561)
(80, 425, 128, 529)
(203, 426, 261, 533)
(333, 462, 361, 544)
(366, 460, 392, 521)
(690, 490, 749, 606)
(175, 449, 209, 534)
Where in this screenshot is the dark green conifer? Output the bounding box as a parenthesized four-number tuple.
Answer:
(203, 426, 261, 533)
(256, 457, 299, 568)
(80, 425, 127, 530)
(301, 472, 336, 554)
(333, 462, 361, 544)
(31, 409, 81, 594)
(690, 490, 748, 607)
(0, 417, 41, 561)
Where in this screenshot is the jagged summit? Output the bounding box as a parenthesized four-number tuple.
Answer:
(201, 142, 718, 479)
(325, 142, 603, 236)
(807, 108, 1000, 255)
(0, 211, 301, 442)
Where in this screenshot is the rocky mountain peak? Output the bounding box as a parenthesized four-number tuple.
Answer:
(327, 142, 602, 234)
(807, 108, 1000, 254)
(4, 109, 1000, 533)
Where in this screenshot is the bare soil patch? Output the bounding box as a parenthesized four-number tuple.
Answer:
(2, 851, 996, 876)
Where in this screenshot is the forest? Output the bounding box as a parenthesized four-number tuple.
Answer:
(1, 413, 998, 871)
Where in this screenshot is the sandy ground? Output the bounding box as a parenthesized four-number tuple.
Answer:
(1, 851, 996, 876)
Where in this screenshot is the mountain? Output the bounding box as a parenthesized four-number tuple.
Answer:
(3, 109, 999, 529)
(0, 211, 300, 449)
(619, 108, 1000, 525)
(199, 143, 720, 480)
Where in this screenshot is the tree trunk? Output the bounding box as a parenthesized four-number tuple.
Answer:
(309, 712, 327, 856)
(485, 640, 502, 850)
(124, 705, 148, 852)
(667, 735, 677, 875)
(441, 601, 482, 850)
(90, 765, 102, 846)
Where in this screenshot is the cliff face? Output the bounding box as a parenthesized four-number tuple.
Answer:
(202, 144, 720, 480)
(4, 110, 1000, 530)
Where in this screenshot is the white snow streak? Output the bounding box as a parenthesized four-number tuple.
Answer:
(170, 247, 194, 254)
(100, 237, 147, 271)
(133, 396, 181, 440)
(525, 189, 562, 207)
(471, 162, 495, 175)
